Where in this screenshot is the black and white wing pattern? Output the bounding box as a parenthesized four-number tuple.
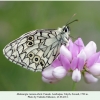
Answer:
(3, 27, 70, 72)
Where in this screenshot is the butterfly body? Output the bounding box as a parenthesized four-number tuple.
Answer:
(3, 26, 70, 72)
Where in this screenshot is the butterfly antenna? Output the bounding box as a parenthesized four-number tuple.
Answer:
(65, 13, 78, 26)
(66, 19, 78, 26)
(66, 13, 76, 24)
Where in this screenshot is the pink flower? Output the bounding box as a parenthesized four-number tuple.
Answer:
(84, 42, 100, 83)
(42, 38, 100, 84)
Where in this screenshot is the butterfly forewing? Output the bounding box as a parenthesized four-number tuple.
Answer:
(3, 29, 64, 72)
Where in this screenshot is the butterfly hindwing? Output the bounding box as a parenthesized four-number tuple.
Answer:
(3, 29, 61, 72)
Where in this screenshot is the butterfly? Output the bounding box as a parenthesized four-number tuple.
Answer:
(3, 20, 77, 72)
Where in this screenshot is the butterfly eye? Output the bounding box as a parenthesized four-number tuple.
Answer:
(63, 27, 68, 32)
(27, 36, 34, 41)
(64, 28, 67, 32)
(39, 59, 45, 67)
(28, 52, 34, 59)
(62, 26, 70, 33)
(27, 41, 34, 47)
(33, 55, 40, 64)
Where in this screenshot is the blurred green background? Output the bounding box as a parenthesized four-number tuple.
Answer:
(0, 1, 100, 91)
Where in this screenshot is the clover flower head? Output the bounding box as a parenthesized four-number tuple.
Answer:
(42, 38, 100, 84)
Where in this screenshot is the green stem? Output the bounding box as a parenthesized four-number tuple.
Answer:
(72, 81, 76, 91)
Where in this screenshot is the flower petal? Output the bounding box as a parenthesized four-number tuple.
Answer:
(60, 45, 72, 61)
(84, 41, 97, 59)
(77, 58, 84, 70)
(69, 38, 84, 58)
(67, 40, 73, 51)
(84, 72, 98, 84)
(72, 69, 81, 82)
(96, 56, 100, 63)
(42, 65, 54, 79)
(77, 50, 86, 70)
(74, 38, 84, 52)
(42, 76, 58, 84)
(88, 63, 100, 76)
(86, 52, 100, 68)
(67, 40, 79, 57)
(77, 49, 86, 62)
(51, 57, 62, 67)
(72, 43, 79, 57)
(60, 54, 70, 70)
(71, 57, 78, 70)
(52, 66, 67, 79)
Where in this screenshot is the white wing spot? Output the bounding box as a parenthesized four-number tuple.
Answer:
(29, 63, 36, 69)
(45, 38, 57, 46)
(4, 46, 11, 53)
(7, 50, 12, 57)
(23, 58, 30, 66)
(18, 45, 23, 54)
(20, 53, 26, 60)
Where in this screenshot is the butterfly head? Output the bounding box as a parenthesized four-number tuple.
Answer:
(60, 25, 70, 43)
(60, 19, 78, 43)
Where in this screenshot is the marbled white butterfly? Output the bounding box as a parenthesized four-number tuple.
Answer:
(3, 20, 77, 72)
